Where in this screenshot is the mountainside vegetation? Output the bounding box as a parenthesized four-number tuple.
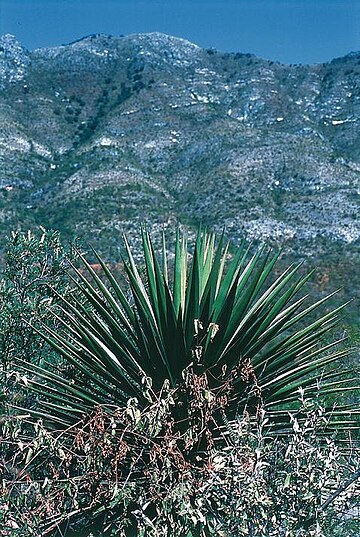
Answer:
(0, 32, 359, 330)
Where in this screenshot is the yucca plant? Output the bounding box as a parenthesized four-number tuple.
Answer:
(5, 228, 359, 535)
(14, 228, 358, 437)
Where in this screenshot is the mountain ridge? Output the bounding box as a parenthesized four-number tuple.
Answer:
(3, 32, 359, 66)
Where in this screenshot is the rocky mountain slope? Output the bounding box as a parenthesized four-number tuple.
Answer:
(0, 32, 359, 320)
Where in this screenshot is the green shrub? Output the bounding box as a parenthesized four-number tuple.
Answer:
(0, 229, 74, 372)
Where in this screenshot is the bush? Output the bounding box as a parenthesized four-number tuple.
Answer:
(0, 229, 358, 535)
(1, 395, 358, 535)
(0, 229, 76, 372)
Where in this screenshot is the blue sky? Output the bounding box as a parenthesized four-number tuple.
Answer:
(0, 0, 359, 64)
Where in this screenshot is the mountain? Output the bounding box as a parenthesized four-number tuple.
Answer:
(0, 32, 359, 321)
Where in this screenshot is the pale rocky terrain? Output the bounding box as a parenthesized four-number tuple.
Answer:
(0, 32, 359, 318)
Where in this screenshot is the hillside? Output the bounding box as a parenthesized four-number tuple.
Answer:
(0, 32, 359, 321)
